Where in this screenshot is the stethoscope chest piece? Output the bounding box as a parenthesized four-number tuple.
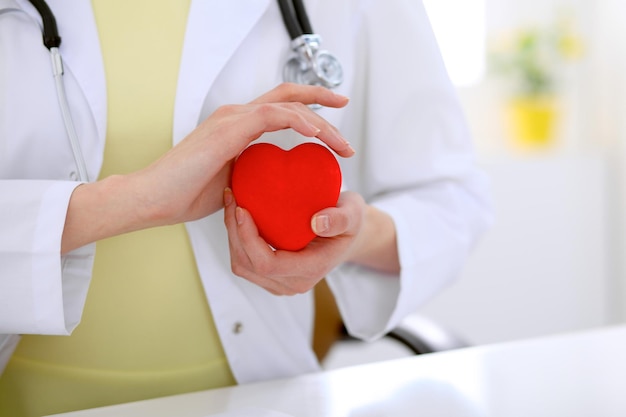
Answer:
(283, 34, 343, 89)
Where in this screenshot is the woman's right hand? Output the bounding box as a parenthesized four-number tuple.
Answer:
(61, 83, 353, 254)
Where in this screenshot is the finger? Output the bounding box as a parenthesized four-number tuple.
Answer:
(311, 192, 364, 237)
(226, 188, 342, 295)
(230, 206, 296, 290)
(251, 83, 349, 109)
(233, 102, 355, 157)
(233, 206, 277, 265)
(223, 188, 251, 268)
(233, 209, 328, 294)
(311, 212, 342, 238)
(250, 84, 353, 156)
(224, 193, 288, 293)
(211, 100, 354, 158)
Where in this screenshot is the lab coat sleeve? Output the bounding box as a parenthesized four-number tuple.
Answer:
(326, 0, 493, 341)
(0, 180, 94, 335)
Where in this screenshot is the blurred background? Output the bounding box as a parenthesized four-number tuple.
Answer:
(415, 0, 626, 346)
(325, 0, 626, 367)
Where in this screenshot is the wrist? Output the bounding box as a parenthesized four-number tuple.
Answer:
(61, 174, 156, 254)
(345, 206, 400, 274)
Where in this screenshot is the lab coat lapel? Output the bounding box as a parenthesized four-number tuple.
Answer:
(173, 0, 272, 144)
(44, 0, 106, 147)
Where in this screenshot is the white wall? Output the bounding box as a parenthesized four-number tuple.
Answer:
(583, 0, 626, 322)
(418, 153, 610, 345)
(415, 0, 623, 346)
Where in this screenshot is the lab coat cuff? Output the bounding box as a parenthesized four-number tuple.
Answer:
(326, 194, 414, 342)
(375, 191, 470, 314)
(326, 263, 400, 342)
(327, 193, 467, 342)
(0, 180, 92, 335)
(34, 181, 93, 335)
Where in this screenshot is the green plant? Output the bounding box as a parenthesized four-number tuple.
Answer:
(488, 19, 582, 97)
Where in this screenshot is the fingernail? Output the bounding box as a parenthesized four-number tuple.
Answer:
(309, 125, 322, 136)
(339, 136, 355, 154)
(312, 215, 329, 235)
(236, 207, 245, 225)
(334, 131, 352, 150)
(224, 187, 233, 206)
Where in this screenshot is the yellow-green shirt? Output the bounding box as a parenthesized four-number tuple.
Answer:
(0, 2, 235, 416)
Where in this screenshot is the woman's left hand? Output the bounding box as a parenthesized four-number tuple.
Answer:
(223, 189, 367, 295)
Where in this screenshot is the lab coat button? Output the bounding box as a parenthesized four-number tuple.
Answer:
(233, 322, 243, 334)
(69, 171, 78, 180)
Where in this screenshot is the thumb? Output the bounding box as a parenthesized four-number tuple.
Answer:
(311, 192, 365, 237)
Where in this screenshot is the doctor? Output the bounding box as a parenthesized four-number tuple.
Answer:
(0, 0, 492, 416)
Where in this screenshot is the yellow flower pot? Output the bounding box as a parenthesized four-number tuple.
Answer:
(506, 96, 558, 151)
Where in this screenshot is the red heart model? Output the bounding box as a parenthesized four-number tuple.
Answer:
(231, 142, 342, 251)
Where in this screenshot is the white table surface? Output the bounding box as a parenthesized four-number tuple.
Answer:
(48, 325, 626, 417)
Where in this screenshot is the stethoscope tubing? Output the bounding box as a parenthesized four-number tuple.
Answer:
(50, 47, 90, 182)
(277, 0, 313, 39)
(26, 0, 60, 49)
(25, 0, 89, 181)
(20, 0, 341, 182)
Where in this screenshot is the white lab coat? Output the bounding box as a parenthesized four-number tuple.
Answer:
(0, 0, 492, 383)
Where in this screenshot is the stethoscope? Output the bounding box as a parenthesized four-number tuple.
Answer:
(277, 0, 343, 89)
(12, 0, 344, 182)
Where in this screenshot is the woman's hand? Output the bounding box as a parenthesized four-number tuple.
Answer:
(61, 83, 353, 254)
(223, 189, 371, 295)
(134, 83, 354, 224)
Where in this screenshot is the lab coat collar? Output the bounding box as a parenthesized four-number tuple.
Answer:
(173, 0, 272, 144)
(0, 0, 19, 11)
(17, 0, 273, 149)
